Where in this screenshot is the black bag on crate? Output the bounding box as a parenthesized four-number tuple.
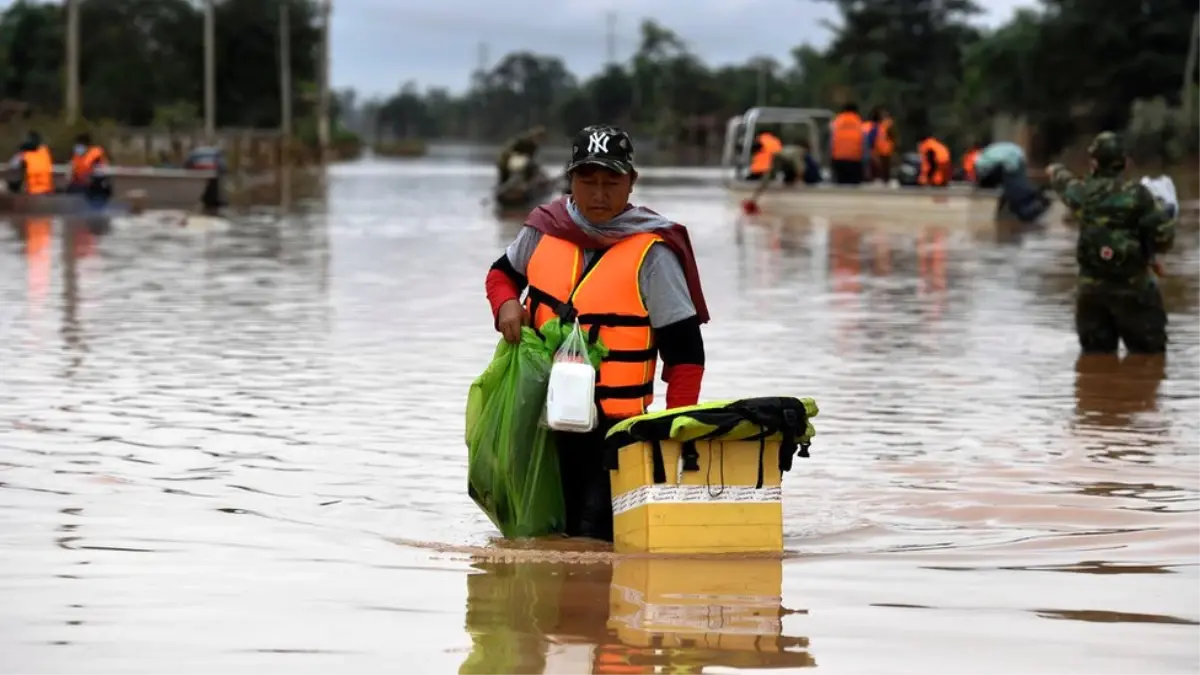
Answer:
(603, 396, 819, 489)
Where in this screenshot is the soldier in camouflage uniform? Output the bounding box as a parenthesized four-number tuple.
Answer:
(1047, 131, 1177, 354)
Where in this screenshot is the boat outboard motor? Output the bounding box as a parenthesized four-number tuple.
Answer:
(897, 152, 922, 186)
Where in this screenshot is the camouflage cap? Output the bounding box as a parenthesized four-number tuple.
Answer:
(566, 124, 635, 175)
(1088, 131, 1126, 169)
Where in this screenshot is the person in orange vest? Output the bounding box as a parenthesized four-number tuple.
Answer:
(861, 117, 875, 181)
(741, 137, 824, 214)
(484, 124, 711, 542)
(917, 135, 952, 187)
(68, 133, 108, 188)
(746, 130, 783, 180)
(869, 106, 897, 183)
(961, 143, 981, 183)
(68, 132, 113, 206)
(7, 131, 55, 196)
(829, 102, 865, 184)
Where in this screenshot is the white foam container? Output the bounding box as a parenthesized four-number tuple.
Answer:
(545, 361, 597, 432)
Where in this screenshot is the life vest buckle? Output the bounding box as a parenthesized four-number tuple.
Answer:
(555, 302, 578, 323)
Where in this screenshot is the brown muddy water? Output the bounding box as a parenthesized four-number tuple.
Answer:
(1, 159, 1198, 674)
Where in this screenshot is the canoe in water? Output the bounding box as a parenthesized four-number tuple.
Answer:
(493, 176, 557, 211)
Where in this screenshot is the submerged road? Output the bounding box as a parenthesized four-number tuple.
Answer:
(1, 158, 1197, 674)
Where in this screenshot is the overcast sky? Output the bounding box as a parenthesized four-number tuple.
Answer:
(333, 0, 1038, 97)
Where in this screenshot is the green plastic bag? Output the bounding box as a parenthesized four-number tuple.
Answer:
(465, 326, 562, 538)
(465, 320, 607, 539)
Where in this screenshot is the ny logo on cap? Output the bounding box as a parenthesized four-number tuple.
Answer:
(587, 131, 610, 154)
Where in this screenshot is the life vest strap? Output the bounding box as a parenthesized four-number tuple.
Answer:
(650, 439, 666, 483)
(601, 347, 656, 362)
(680, 440, 700, 472)
(575, 312, 650, 327)
(595, 382, 653, 400)
(528, 286, 655, 363)
(603, 396, 815, 483)
(526, 285, 567, 339)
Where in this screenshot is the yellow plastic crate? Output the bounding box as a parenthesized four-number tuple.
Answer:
(607, 557, 814, 666)
(609, 440, 785, 554)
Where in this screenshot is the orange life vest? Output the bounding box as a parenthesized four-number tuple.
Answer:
(22, 146, 54, 195)
(593, 645, 653, 674)
(874, 118, 894, 156)
(525, 232, 661, 419)
(917, 138, 951, 186)
(70, 146, 107, 184)
(830, 112, 865, 161)
(749, 132, 782, 174)
(962, 148, 979, 182)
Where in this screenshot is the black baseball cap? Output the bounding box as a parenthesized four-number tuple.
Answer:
(565, 124, 635, 175)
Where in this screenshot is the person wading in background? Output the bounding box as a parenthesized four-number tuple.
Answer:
(829, 102, 865, 185)
(868, 106, 897, 183)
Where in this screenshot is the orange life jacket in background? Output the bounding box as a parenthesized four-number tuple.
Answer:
(22, 146, 54, 195)
(749, 132, 782, 174)
(593, 645, 654, 674)
(963, 148, 980, 182)
(70, 146, 107, 184)
(917, 138, 951, 186)
(525, 232, 661, 419)
(830, 111, 865, 161)
(874, 118, 895, 156)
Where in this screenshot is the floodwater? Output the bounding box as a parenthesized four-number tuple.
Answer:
(1, 159, 1198, 674)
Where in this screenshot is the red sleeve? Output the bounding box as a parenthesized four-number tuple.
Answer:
(486, 267, 520, 325)
(663, 364, 704, 409)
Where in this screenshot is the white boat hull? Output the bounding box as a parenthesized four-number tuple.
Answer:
(727, 181, 1008, 222)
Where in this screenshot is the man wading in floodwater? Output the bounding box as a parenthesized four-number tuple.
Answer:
(484, 124, 710, 542)
(1047, 132, 1177, 355)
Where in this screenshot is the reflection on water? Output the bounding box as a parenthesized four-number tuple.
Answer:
(1074, 353, 1170, 465)
(1075, 354, 1166, 425)
(460, 557, 812, 675)
(1, 160, 1198, 673)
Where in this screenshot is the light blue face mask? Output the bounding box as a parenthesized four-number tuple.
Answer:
(74, 144, 86, 156)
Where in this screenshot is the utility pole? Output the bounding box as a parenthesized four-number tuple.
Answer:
(279, 1, 292, 138)
(605, 11, 616, 64)
(757, 60, 767, 106)
(476, 41, 490, 83)
(473, 41, 489, 143)
(1184, 12, 1199, 119)
(64, 0, 80, 125)
(316, 0, 331, 161)
(204, 0, 216, 140)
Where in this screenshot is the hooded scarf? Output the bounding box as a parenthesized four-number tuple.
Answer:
(524, 196, 710, 324)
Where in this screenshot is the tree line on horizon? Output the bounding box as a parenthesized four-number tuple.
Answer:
(0, 0, 339, 144)
(358, 0, 1198, 164)
(0, 0, 1196, 165)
